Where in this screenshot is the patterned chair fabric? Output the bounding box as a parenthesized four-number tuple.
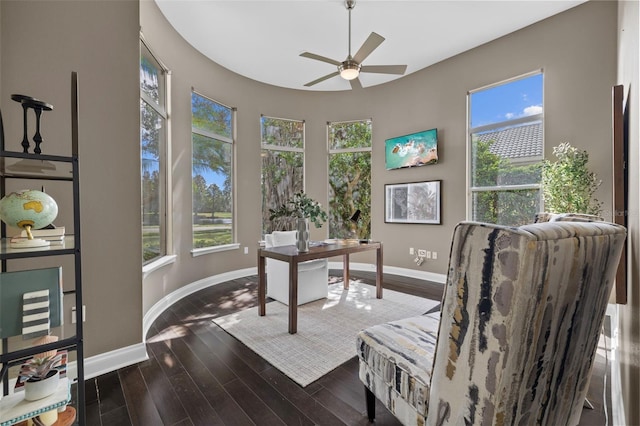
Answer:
(533, 212, 604, 223)
(357, 220, 626, 426)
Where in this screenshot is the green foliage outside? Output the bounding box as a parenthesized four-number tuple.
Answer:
(472, 138, 541, 226)
(193, 226, 232, 248)
(541, 142, 602, 215)
(261, 118, 371, 238)
(191, 93, 233, 249)
(328, 121, 371, 239)
(261, 117, 304, 234)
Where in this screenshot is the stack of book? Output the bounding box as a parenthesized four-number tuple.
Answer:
(11, 226, 65, 245)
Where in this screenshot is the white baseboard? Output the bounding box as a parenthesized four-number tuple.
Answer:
(329, 261, 447, 284)
(142, 267, 257, 340)
(79, 264, 443, 381)
(66, 343, 149, 381)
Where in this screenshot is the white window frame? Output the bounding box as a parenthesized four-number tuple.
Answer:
(190, 90, 238, 256)
(140, 37, 174, 274)
(260, 115, 306, 236)
(467, 71, 544, 224)
(327, 119, 373, 239)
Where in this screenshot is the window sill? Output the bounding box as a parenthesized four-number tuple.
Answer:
(191, 243, 240, 257)
(143, 255, 177, 279)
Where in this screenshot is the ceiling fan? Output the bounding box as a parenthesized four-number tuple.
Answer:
(300, 0, 407, 89)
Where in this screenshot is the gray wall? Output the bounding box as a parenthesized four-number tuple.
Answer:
(0, 4, 626, 416)
(140, 0, 617, 312)
(0, 1, 141, 357)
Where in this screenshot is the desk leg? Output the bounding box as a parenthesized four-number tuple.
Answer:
(343, 253, 350, 289)
(258, 253, 266, 316)
(289, 261, 298, 334)
(376, 245, 383, 299)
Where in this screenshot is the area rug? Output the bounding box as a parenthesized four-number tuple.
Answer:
(212, 281, 440, 387)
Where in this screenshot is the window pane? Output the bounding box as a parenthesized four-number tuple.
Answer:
(141, 99, 164, 262)
(472, 189, 540, 227)
(260, 116, 305, 235)
(192, 93, 232, 138)
(261, 150, 304, 234)
(328, 151, 371, 239)
(470, 73, 543, 128)
(192, 134, 233, 248)
(469, 73, 543, 225)
(471, 133, 542, 187)
(329, 121, 372, 150)
(140, 52, 162, 105)
(261, 116, 303, 148)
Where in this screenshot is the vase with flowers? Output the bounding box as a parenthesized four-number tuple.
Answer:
(268, 191, 328, 252)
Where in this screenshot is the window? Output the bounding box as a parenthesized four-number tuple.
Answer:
(140, 41, 168, 264)
(328, 120, 372, 239)
(260, 116, 304, 235)
(191, 92, 234, 250)
(469, 72, 543, 226)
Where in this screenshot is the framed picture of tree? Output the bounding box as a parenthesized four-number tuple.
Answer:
(385, 180, 441, 224)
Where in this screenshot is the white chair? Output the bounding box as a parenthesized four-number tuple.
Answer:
(264, 231, 329, 305)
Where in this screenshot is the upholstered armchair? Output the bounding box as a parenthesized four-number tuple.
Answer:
(357, 220, 625, 425)
(264, 231, 329, 305)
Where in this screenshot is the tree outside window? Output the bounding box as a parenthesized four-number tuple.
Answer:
(328, 120, 372, 239)
(469, 73, 543, 226)
(140, 42, 168, 263)
(261, 116, 304, 234)
(191, 92, 234, 249)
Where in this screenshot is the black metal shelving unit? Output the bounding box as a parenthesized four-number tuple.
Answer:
(0, 72, 84, 425)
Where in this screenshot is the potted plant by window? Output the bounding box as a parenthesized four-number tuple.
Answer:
(20, 352, 63, 401)
(541, 142, 603, 215)
(269, 191, 328, 252)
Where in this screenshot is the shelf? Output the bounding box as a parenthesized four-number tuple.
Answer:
(1, 71, 84, 424)
(0, 377, 70, 426)
(0, 155, 74, 181)
(0, 236, 75, 259)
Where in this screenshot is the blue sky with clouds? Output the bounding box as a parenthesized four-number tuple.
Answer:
(470, 73, 543, 128)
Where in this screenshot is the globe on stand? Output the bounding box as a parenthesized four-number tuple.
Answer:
(0, 190, 58, 248)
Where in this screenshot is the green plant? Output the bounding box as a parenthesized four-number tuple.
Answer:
(542, 142, 602, 215)
(269, 191, 328, 229)
(20, 353, 62, 381)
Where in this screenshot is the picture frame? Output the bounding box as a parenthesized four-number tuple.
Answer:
(385, 180, 441, 224)
(384, 128, 438, 170)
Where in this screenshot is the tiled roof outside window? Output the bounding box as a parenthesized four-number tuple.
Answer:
(476, 121, 542, 160)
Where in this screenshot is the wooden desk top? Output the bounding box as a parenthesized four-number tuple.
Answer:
(259, 240, 382, 263)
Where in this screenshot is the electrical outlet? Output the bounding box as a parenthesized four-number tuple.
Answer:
(244, 246, 249, 254)
(432, 251, 438, 260)
(426, 251, 431, 259)
(409, 247, 415, 255)
(417, 249, 427, 257)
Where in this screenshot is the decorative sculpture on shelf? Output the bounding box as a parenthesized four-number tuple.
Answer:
(0, 189, 58, 248)
(11, 93, 54, 154)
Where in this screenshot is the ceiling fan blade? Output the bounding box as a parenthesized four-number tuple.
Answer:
(352, 32, 385, 64)
(360, 65, 407, 75)
(300, 52, 342, 66)
(350, 78, 363, 90)
(304, 71, 340, 87)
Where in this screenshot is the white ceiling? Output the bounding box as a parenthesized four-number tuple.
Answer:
(155, 0, 586, 92)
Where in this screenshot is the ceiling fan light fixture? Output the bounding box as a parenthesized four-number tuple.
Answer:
(339, 61, 360, 80)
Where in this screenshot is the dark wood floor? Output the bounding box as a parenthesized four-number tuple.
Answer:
(79, 271, 609, 425)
